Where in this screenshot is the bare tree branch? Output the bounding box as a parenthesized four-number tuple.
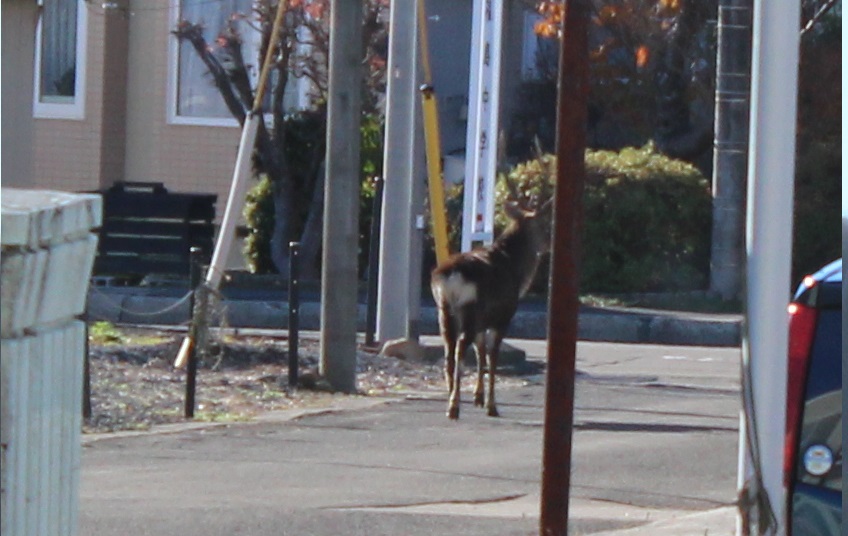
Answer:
(218, 22, 255, 111)
(801, 0, 839, 36)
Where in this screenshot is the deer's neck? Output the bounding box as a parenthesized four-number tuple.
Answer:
(492, 226, 543, 298)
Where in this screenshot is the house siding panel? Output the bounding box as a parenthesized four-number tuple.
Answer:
(2, 0, 37, 188)
(99, 7, 130, 185)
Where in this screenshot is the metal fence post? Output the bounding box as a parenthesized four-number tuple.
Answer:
(365, 177, 384, 346)
(83, 308, 92, 419)
(184, 247, 202, 418)
(288, 241, 300, 388)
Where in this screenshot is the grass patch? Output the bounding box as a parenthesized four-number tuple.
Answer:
(582, 292, 742, 314)
(88, 321, 170, 346)
(88, 321, 126, 345)
(193, 410, 254, 423)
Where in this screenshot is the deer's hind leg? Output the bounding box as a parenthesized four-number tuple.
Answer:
(473, 332, 486, 407)
(448, 333, 470, 419)
(437, 306, 457, 394)
(485, 331, 504, 417)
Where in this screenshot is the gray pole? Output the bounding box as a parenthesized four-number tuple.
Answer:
(710, 0, 752, 301)
(739, 0, 800, 531)
(320, 0, 363, 392)
(376, 0, 421, 342)
(407, 110, 426, 340)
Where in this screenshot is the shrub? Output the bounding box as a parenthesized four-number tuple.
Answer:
(243, 174, 277, 273)
(357, 114, 385, 278)
(493, 143, 712, 293)
(422, 182, 465, 272)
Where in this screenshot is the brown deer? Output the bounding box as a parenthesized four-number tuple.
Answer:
(431, 198, 552, 419)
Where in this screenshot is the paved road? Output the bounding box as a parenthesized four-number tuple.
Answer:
(79, 341, 741, 535)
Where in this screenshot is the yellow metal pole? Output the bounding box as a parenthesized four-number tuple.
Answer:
(417, 0, 451, 266)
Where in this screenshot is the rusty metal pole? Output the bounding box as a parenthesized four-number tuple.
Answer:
(539, 1, 589, 535)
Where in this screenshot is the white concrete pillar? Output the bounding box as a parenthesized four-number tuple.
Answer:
(1, 189, 101, 536)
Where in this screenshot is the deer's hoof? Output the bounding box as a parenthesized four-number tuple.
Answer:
(487, 406, 500, 418)
(447, 406, 460, 420)
(473, 393, 484, 407)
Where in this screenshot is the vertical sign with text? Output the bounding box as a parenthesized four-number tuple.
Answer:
(462, 0, 503, 251)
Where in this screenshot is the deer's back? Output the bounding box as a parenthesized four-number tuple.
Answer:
(431, 249, 522, 331)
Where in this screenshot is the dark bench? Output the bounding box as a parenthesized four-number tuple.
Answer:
(92, 182, 217, 279)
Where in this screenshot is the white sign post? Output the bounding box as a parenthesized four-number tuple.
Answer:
(462, 0, 504, 251)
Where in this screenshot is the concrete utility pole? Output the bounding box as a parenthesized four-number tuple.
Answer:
(539, 0, 589, 534)
(376, 0, 425, 342)
(710, 0, 753, 301)
(320, 0, 364, 392)
(738, 0, 801, 533)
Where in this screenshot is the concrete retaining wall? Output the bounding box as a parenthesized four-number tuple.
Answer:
(87, 291, 741, 347)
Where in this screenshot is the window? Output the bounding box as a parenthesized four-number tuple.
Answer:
(170, 0, 251, 124)
(168, 0, 312, 126)
(33, 0, 88, 119)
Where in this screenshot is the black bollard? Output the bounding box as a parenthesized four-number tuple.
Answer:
(83, 309, 92, 419)
(184, 247, 202, 418)
(365, 177, 384, 346)
(288, 241, 300, 388)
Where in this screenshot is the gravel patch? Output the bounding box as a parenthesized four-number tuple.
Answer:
(85, 328, 540, 434)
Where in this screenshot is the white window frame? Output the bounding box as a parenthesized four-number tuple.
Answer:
(167, 0, 315, 127)
(33, 0, 88, 120)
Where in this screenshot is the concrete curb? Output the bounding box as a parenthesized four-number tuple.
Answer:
(588, 505, 738, 536)
(87, 290, 742, 347)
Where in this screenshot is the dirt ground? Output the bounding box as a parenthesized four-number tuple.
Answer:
(85, 328, 537, 434)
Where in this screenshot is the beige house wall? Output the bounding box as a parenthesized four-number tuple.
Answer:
(33, 4, 107, 192)
(99, 3, 130, 184)
(32, 1, 242, 212)
(2, 0, 37, 188)
(123, 1, 242, 204)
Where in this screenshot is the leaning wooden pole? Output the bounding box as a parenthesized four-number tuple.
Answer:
(175, 0, 288, 369)
(539, 1, 589, 535)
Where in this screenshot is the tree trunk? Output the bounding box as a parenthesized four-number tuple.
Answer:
(298, 163, 326, 280)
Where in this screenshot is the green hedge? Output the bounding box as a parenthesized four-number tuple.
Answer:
(248, 137, 712, 293)
(491, 143, 712, 293)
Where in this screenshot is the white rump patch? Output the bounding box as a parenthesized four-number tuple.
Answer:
(433, 272, 477, 307)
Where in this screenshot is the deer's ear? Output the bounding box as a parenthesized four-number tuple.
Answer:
(504, 200, 525, 220)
